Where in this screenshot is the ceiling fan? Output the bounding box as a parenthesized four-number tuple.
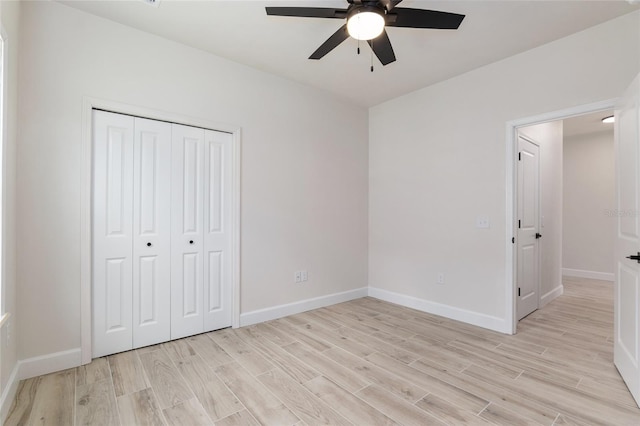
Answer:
(265, 0, 465, 67)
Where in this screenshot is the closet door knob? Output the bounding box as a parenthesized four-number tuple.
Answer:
(147, 242, 152, 247)
(189, 240, 194, 244)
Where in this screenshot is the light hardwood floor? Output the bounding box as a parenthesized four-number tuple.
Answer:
(6, 277, 640, 425)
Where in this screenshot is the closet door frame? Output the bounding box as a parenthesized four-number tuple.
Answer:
(80, 97, 241, 365)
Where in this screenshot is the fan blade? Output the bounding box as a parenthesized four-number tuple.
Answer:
(387, 8, 465, 29)
(309, 25, 349, 60)
(379, 0, 403, 12)
(265, 7, 347, 19)
(367, 30, 396, 66)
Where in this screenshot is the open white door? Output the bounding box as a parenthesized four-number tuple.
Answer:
(614, 73, 640, 407)
(516, 135, 541, 320)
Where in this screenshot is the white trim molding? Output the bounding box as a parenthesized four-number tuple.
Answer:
(80, 97, 242, 364)
(17, 348, 81, 381)
(0, 363, 18, 424)
(240, 288, 368, 327)
(540, 285, 564, 308)
(368, 287, 511, 334)
(0, 25, 7, 320)
(563, 268, 614, 282)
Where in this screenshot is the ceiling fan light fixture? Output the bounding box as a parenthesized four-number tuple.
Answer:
(347, 9, 385, 41)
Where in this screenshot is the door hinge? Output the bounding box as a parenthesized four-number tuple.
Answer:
(518, 152, 521, 161)
(512, 237, 515, 244)
(518, 220, 521, 229)
(518, 287, 521, 297)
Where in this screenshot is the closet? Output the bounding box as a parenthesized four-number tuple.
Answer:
(92, 110, 233, 358)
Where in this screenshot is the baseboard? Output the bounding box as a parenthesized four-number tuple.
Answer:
(562, 268, 614, 282)
(367, 287, 511, 334)
(17, 348, 82, 381)
(540, 285, 564, 308)
(0, 364, 19, 424)
(240, 287, 368, 327)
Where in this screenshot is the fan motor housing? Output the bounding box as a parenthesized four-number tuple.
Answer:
(347, 4, 387, 20)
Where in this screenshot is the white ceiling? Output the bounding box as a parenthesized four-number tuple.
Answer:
(59, 0, 639, 107)
(563, 110, 615, 138)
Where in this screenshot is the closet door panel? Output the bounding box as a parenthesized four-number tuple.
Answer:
(207, 251, 223, 311)
(171, 124, 205, 339)
(93, 111, 135, 358)
(183, 139, 200, 233)
(132, 118, 172, 348)
(203, 130, 233, 331)
(104, 258, 129, 331)
(182, 253, 200, 315)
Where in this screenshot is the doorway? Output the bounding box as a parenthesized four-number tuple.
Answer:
(513, 111, 615, 322)
(505, 99, 617, 333)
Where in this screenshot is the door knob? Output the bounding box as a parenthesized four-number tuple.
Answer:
(147, 242, 152, 247)
(627, 252, 640, 263)
(535, 233, 542, 239)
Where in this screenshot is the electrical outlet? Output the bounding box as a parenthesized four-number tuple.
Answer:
(301, 270, 308, 281)
(295, 271, 302, 283)
(476, 216, 490, 229)
(437, 273, 445, 285)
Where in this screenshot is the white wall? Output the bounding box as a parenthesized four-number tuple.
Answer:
(369, 11, 639, 330)
(0, 0, 20, 419)
(17, 1, 368, 362)
(563, 130, 615, 279)
(519, 121, 564, 306)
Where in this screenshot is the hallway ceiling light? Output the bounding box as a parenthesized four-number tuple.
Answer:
(602, 115, 615, 123)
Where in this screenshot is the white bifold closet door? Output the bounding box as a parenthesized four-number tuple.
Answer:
(93, 111, 171, 358)
(93, 110, 233, 357)
(171, 124, 233, 339)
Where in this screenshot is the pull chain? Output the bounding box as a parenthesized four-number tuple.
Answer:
(357, 38, 360, 55)
(370, 40, 374, 72)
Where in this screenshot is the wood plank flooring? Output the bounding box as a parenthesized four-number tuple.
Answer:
(6, 277, 640, 425)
